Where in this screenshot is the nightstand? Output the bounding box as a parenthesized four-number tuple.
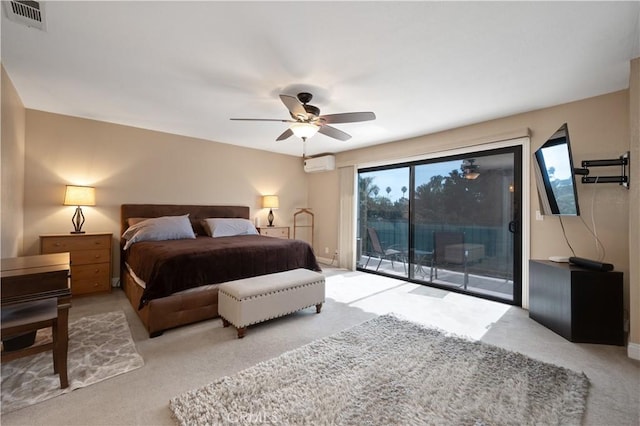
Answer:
(257, 226, 290, 239)
(40, 233, 112, 295)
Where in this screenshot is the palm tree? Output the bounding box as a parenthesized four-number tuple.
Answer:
(386, 186, 392, 198)
(358, 176, 380, 252)
(401, 186, 407, 199)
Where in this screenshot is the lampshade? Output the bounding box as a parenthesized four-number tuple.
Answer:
(63, 185, 96, 206)
(262, 195, 279, 209)
(290, 122, 319, 139)
(464, 171, 480, 180)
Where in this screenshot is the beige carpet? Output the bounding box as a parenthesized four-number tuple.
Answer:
(1, 310, 144, 414)
(170, 314, 589, 426)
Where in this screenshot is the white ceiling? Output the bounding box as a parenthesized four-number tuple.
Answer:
(2, 1, 639, 158)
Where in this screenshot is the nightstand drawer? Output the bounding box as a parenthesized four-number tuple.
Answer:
(71, 249, 111, 266)
(40, 233, 112, 296)
(41, 234, 111, 252)
(258, 227, 289, 239)
(73, 280, 110, 294)
(72, 263, 111, 295)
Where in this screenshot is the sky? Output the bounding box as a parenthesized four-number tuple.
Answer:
(360, 160, 460, 202)
(540, 144, 573, 180)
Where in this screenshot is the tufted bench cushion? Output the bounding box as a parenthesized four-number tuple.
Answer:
(218, 268, 325, 338)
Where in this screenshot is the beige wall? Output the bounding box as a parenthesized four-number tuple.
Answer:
(308, 169, 340, 260)
(1, 65, 26, 258)
(629, 58, 639, 352)
(22, 110, 309, 276)
(308, 90, 634, 339)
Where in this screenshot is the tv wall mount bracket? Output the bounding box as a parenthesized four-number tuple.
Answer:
(574, 151, 630, 189)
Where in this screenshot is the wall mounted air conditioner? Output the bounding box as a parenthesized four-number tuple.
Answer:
(303, 155, 336, 173)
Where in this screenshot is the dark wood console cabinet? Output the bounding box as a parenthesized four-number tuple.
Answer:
(529, 260, 624, 346)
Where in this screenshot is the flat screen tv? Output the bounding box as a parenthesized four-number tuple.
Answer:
(533, 123, 580, 216)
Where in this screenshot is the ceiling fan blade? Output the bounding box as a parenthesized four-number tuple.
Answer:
(276, 128, 293, 141)
(319, 112, 376, 124)
(279, 94, 307, 119)
(230, 118, 294, 122)
(318, 125, 351, 141)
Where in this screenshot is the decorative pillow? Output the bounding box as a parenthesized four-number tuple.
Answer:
(127, 217, 149, 226)
(203, 218, 258, 238)
(122, 215, 196, 250)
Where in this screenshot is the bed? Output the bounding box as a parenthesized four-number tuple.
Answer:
(120, 204, 321, 337)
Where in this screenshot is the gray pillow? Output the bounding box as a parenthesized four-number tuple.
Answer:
(203, 218, 259, 237)
(122, 214, 196, 249)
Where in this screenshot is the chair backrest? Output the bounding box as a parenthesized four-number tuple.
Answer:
(367, 227, 384, 254)
(433, 231, 464, 262)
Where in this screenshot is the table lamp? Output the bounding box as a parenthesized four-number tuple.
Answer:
(63, 185, 95, 234)
(262, 195, 279, 227)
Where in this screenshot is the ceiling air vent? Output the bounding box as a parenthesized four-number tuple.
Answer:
(3, 1, 46, 31)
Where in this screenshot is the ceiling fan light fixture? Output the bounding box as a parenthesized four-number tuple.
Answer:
(290, 122, 319, 139)
(461, 159, 480, 179)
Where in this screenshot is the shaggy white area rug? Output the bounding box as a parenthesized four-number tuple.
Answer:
(1, 310, 144, 414)
(170, 314, 589, 426)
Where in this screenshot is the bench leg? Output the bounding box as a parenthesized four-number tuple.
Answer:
(237, 327, 246, 339)
(316, 303, 323, 314)
(221, 318, 230, 328)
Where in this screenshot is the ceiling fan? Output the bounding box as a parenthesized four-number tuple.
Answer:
(230, 92, 376, 142)
(461, 159, 480, 180)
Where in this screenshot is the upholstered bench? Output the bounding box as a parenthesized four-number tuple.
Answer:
(218, 268, 325, 338)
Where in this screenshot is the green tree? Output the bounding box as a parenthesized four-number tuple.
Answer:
(358, 176, 380, 247)
(414, 170, 484, 225)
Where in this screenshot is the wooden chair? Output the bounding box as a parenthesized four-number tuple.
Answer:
(1, 298, 69, 388)
(364, 227, 405, 272)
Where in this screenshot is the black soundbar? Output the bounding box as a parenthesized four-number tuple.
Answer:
(569, 257, 614, 272)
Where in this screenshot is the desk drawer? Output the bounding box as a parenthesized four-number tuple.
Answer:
(72, 263, 111, 294)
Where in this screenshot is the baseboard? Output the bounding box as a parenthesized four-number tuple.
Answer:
(316, 256, 335, 266)
(628, 342, 640, 360)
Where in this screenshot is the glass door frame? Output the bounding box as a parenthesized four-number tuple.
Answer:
(355, 140, 527, 307)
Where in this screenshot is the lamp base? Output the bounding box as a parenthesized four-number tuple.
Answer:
(71, 206, 86, 234)
(267, 208, 274, 227)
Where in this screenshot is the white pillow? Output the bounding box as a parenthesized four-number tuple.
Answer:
(203, 218, 258, 237)
(122, 215, 196, 250)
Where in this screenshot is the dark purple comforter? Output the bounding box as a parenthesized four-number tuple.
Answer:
(124, 235, 321, 308)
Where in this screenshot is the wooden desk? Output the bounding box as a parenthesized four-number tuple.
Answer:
(1, 253, 72, 385)
(2, 253, 72, 305)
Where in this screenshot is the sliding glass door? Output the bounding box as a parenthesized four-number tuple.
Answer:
(357, 166, 410, 278)
(357, 146, 522, 305)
